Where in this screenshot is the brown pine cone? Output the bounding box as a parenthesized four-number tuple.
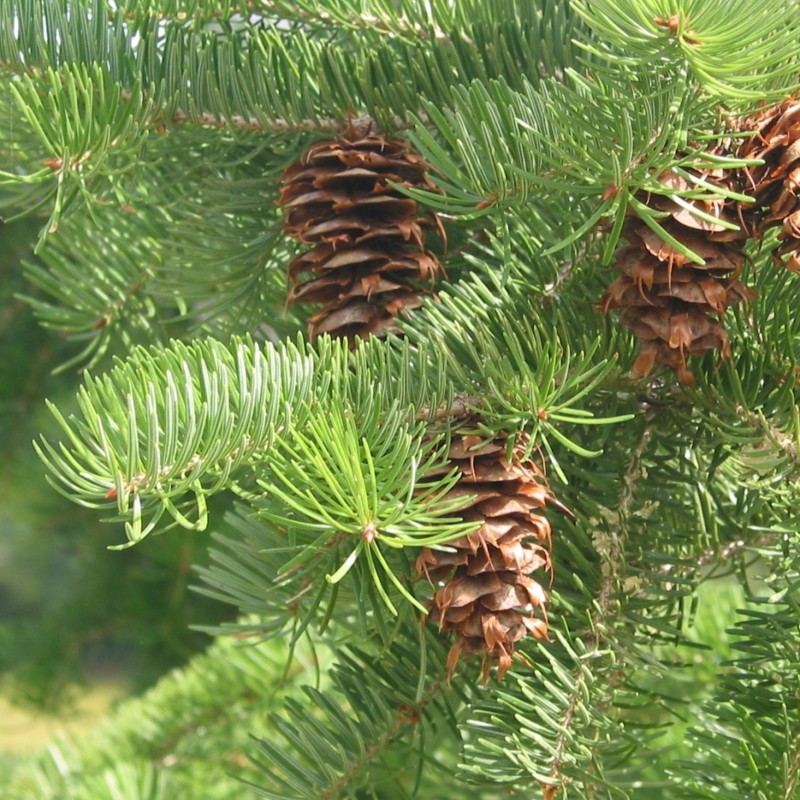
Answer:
(416, 433, 571, 682)
(737, 100, 800, 272)
(279, 123, 444, 341)
(602, 165, 754, 384)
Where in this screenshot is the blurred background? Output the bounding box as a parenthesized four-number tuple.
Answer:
(0, 215, 231, 772)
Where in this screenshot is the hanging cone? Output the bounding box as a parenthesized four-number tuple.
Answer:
(736, 100, 800, 273)
(279, 123, 444, 341)
(601, 163, 754, 384)
(415, 432, 571, 682)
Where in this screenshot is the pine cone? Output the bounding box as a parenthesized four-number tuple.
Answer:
(415, 432, 571, 682)
(279, 123, 444, 341)
(601, 165, 754, 384)
(737, 100, 800, 273)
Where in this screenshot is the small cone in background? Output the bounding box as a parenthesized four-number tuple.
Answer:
(601, 163, 754, 384)
(736, 100, 800, 273)
(279, 123, 444, 342)
(415, 432, 571, 682)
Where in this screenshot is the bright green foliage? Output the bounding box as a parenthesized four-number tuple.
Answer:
(3, 65, 154, 240)
(2, 0, 800, 798)
(575, 0, 800, 98)
(36, 336, 317, 541)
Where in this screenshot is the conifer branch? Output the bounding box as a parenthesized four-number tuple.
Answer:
(696, 537, 746, 568)
(738, 405, 799, 466)
(247, 629, 465, 798)
(414, 392, 482, 423)
(546, 423, 653, 795)
(151, 104, 416, 138)
(0, 58, 43, 79)
(4, 634, 310, 799)
(113, 1, 259, 24)
(165, 107, 343, 134)
(319, 673, 446, 800)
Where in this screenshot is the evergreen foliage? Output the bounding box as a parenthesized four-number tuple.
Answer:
(0, 216, 230, 716)
(2, 0, 799, 797)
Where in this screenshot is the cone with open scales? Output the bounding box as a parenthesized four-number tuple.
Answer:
(736, 99, 800, 273)
(601, 159, 754, 384)
(279, 123, 444, 342)
(416, 430, 572, 682)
